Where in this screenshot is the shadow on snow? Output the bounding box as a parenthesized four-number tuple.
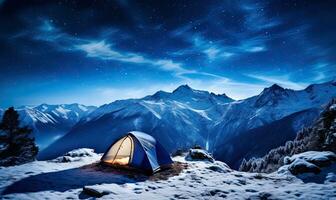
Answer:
(2, 163, 147, 195)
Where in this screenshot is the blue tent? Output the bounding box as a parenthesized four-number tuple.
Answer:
(101, 131, 173, 173)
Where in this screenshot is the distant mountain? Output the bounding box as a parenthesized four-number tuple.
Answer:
(211, 81, 336, 165)
(39, 81, 336, 164)
(239, 99, 336, 173)
(15, 104, 96, 150)
(214, 108, 320, 169)
(39, 85, 234, 159)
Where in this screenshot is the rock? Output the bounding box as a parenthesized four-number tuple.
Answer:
(52, 148, 96, 163)
(64, 148, 95, 157)
(83, 186, 110, 197)
(285, 151, 336, 168)
(186, 149, 214, 162)
(288, 159, 320, 175)
(172, 149, 185, 156)
(207, 162, 231, 173)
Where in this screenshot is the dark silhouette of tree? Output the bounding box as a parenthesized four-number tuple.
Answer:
(0, 107, 38, 166)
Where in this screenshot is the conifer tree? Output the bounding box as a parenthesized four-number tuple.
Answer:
(0, 107, 38, 166)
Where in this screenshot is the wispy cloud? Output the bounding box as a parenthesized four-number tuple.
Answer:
(75, 40, 189, 74)
(170, 32, 267, 62)
(30, 19, 272, 101)
(246, 73, 307, 89)
(25, 19, 190, 76)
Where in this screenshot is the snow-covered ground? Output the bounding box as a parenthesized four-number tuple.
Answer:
(0, 149, 335, 200)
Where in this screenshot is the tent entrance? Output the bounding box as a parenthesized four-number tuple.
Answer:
(102, 136, 134, 165)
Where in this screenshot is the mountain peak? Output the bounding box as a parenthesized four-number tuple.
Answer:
(268, 84, 284, 91)
(259, 84, 286, 95)
(254, 84, 288, 107)
(173, 84, 193, 93)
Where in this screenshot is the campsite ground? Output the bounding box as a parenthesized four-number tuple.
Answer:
(0, 149, 335, 200)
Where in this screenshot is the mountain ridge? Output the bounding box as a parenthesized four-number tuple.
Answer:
(39, 80, 336, 163)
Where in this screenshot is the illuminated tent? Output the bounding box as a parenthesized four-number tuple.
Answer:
(101, 131, 173, 173)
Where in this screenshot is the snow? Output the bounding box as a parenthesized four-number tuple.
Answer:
(1, 149, 336, 199)
(287, 159, 321, 175)
(13, 104, 97, 149)
(279, 151, 336, 181)
(52, 148, 97, 163)
(330, 104, 336, 111)
(285, 151, 336, 166)
(186, 149, 215, 162)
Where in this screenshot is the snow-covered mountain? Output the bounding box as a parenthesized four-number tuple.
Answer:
(15, 104, 96, 150)
(39, 81, 336, 163)
(39, 85, 233, 159)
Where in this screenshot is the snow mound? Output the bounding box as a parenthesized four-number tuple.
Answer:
(282, 151, 336, 175)
(52, 148, 98, 163)
(64, 148, 96, 157)
(285, 151, 336, 167)
(186, 149, 214, 162)
(287, 159, 320, 175)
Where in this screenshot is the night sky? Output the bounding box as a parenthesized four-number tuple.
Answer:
(1, 0, 336, 108)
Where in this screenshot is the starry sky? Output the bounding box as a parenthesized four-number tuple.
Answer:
(1, 0, 336, 108)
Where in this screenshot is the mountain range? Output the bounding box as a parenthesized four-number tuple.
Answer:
(0, 104, 96, 150)
(37, 80, 336, 167)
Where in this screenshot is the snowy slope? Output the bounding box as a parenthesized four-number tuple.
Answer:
(214, 108, 320, 168)
(211, 81, 336, 165)
(16, 104, 96, 150)
(40, 81, 336, 163)
(1, 150, 335, 199)
(212, 82, 336, 143)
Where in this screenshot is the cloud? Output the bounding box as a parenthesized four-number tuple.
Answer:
(246, 46, 265, 52)
(75, 40, 189, 74)
(29, 19, 270, 101)
(170, 31, 268, 63)
(26, 20, 190, 76)
(311, 63, 336, 82)
(246, 74, 307, 89)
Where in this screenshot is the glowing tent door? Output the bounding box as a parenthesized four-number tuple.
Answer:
(103, 136, 134, 165)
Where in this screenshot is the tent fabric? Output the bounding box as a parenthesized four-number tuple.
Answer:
(101, 131, 173, 173)
(102, 135, 134, 165)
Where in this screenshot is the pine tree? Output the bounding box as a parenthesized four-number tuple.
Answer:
(0, 107, 38, 166)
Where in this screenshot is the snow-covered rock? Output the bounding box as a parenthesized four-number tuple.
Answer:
(52, 148, 97, 163)
(63, 148, 96, 158)
(281, 151, 336, 175)
(186, 149, 214, 162)
(287, 159, 321, 175)
(285, 151, 336, 167)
